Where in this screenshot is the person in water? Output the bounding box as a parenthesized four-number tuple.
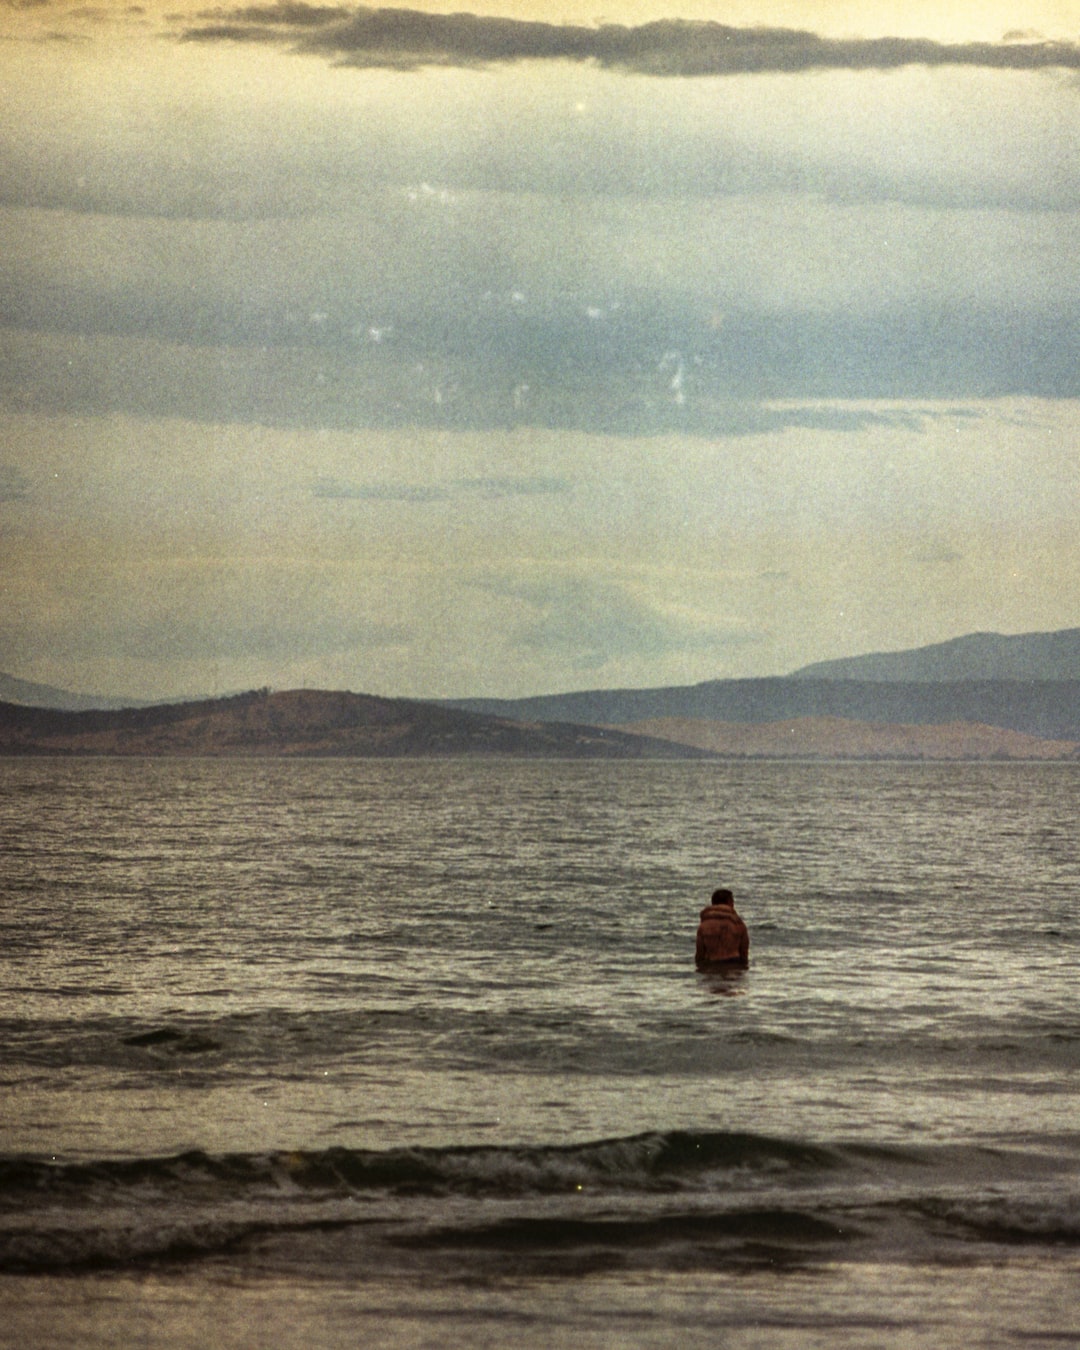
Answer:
(695, 888, 750, 969)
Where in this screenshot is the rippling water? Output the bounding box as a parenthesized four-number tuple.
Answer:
(2, 758, 1079, 1346)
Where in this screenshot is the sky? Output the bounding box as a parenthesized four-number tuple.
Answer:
(0, 1, 1078, 700)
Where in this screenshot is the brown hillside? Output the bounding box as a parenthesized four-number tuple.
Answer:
(0, 689, 715, 759)
(607, 716, 1079, 760)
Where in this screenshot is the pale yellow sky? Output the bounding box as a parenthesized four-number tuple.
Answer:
(437, 0, 1080, 43)
(3, 0, 1079, 44)
(2, 0, 1078, 699)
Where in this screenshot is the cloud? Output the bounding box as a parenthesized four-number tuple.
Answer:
(911, 545, 965, 565)
(192, 2, 350, 30)
(311, 473, 573, 503)
(5, 317, 1076, 441)
(481, 574, 762, 671)
(179, 6, 1080, 76)
(3, 41, 1076, 228)
(108, 612, 412, 662)
(312, 476, 450, 502)
(0, 571, 413, 663)
(456, 475, 572, 499)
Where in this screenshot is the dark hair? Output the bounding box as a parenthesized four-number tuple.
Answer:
(711, 888, 734, 906)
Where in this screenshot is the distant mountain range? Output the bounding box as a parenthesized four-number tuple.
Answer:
(448, 678, 1080, 742)
(2, 628, 1078, 758)
(0, 671, 149, 712)
(444, 628, 1080, 739)
(6, 629, 1079, 712)
(790, 628, 1080, 682)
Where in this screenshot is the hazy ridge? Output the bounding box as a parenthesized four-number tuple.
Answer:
(450, 678, 1080, 742)
(790, 628, 1080, 682)
(0, 688, 715, 760)
(0, 671, 149, 712)
(3, 629, 1079, 758)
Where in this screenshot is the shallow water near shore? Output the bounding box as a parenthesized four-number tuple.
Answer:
(2, 757, 1078, 1344)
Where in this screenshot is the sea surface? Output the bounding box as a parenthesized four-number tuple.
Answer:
(1, 756, 1078, 1347)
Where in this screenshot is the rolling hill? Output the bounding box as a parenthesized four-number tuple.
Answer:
(0, 688, 716, 759)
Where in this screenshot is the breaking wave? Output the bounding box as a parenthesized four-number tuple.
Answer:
(0, 1129, 860, 1208)
(2, 1130, 1078, 1276)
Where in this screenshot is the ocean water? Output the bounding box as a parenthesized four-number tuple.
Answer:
(1, 756, 1078, 1347)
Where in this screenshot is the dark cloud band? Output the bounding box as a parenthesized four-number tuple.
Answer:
(181, 5, 1080, 75)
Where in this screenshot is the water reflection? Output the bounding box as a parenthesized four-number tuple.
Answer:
(700, 966, 748, 997)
